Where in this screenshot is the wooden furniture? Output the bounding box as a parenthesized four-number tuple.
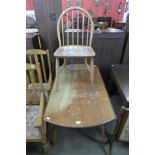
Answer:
(44, 64, 116, 127)
(26, 63, 48, 154)
(109, 64, 129, 155)
(26, 49, 53, 97)
(54, 7, 95, 91)
(112, 20, 126, 30)
(110, 64, 129, 106)
(26, 33, 38, 49)
(97, 17, 112, 27)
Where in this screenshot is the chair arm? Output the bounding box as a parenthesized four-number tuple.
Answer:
(35, 91, 45, 127)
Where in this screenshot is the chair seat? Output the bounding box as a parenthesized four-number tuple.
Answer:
(54, 45, 95, 58)
(28, 83, 49, 102)
(26, 105, 41, 138)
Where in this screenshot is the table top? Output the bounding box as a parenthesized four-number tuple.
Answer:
(110, 64, 129, 105)
(44, 64, 116, 128)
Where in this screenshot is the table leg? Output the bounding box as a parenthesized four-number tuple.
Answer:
(55, 58, 59, 91)
(100, 125, 108, 143)
(49, 126, 59, 145)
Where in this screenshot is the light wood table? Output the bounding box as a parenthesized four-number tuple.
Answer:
(44, 64, 116, 128)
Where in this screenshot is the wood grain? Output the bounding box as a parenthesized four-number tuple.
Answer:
(44, 64, 116, 128)
(57, 6, 94, 47)
(54, 45, 95, 58)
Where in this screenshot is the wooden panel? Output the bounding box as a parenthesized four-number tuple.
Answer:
(44, 64, 116, 128)
(92, 32, 125, 87)
(33, 0, 62, 72)
(122, 38, 129, 64)
(110, 64, 129, 104)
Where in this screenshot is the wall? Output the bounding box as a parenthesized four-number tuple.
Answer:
(27, 0, 126, 21)
(26, 0, 34, 10)
(61, 0, 126, 21)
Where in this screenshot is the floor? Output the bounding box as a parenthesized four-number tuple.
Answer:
(27, 95, 129, 155)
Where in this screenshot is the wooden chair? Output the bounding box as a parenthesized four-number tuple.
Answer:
(26, 49, 53, 97)
(54, 6, 95, 91)
(26, 63, 48, 154)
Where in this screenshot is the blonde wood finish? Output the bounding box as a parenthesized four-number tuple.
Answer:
(29, 70, 37, 97)
(72, 10, 74, 45)
(57, 7, 94, 47)
(26, 49, 53, 93)
(61, 17, 64, 46)
(77, 10, 79, 45)
(55, 58, 59, 91)
(41, 54, 47, 82)
(86, 19, 89, 46)
(55, 7, 95, 90)
(67, 12, 69, 45)
(54, 45, 95, 57)
(26, 63, 43, 104)
(44, 64, 116, 128)
(82, 12, 84, 46)
(90, 57, 94, 87)
(35, 92, 45, 127)
(26, 63, 48, 154)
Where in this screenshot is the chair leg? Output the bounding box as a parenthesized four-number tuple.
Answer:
(43, 143, 49, 155)
(50, 126, 59, 145)
(84, 58, 90, 71)
(90, 57, 94, 88)
(109, 142, 113, 155)
(63, 58, 67, 66)
(55, 57, 59, 91)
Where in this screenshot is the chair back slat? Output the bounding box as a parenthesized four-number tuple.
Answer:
(29, 69, 37, 97)
(26, 63, 43, 104)
(26, 49, 53, 90)
(86, 19, 89, 46)
(77, 10, 79, 45)
(28, 55, 33, 64)
(61, 17, 64, 46)
(40, 54, 47, 82)
(36, 63, 43, 91)
(72, 10, 74, 45)
(67, 12, 69, 45)
(28, 55, 36, 84)
(46, 49, 52, 75)
(57, 7, 94, 47)
(82, 12, 84, 46)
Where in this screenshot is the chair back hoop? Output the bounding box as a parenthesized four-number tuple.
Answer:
(26, 63, 43, 105)
(26, 49, 52, 84)
(57, 7, 94, 47)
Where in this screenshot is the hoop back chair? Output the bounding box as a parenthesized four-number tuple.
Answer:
(26, 49, 53, 97)
(54, 7, 95, 91)
(26, 63, 48, 154)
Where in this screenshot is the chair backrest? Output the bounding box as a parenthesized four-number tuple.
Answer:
(26, 49, 52, 90)
(57, 7, 94, 47)
(26, 63, 43, 105)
